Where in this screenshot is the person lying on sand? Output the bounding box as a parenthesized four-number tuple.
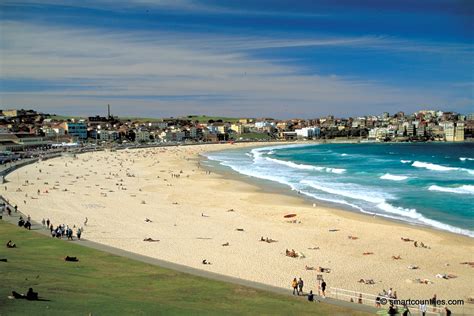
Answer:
(358, 279, 375, 284)
(143, 238, 159, 242)
(460, 262, 474, 267)
(408, 265, 419, 270)
(401, 237, 413, 242)
(6, 240, 16, 248)
(363, 252, 374, 255)
(202, 259, 211, 265)
(285, 249, 299, 258)
(318, 267, 331, 273)
(436, 273, 457, 279)
(307, 246, 320, 250)
(266, 237, 277, 243)
(392, 255, 402, 260)
(305, 265, 315, 270)
(222, 242, 229, 246)
(414, 278, 433, 284)
(348, 235, 359, 240)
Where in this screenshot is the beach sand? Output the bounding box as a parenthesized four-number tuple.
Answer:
(4, 143, 474, 310)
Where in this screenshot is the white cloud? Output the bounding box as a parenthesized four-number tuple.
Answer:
(0, 21, 471, 118)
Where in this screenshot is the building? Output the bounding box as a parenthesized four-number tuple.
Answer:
(135, 130, 151, 142)
(455, 122, 465, 142)
(295, 127, 320, 139)
(97, 130, 119, 141)
(230, 123, 243, 134)
(0, 133, 52, 152)
(63, 122, 87, 139)
(444, 122, 455, 141)
(443, 122, 464, 142)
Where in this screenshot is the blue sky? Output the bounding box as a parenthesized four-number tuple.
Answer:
(0, 0, 473, 118)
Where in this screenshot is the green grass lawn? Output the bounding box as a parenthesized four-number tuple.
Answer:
(183, 115, 241, 123)
(0, 221, 369, 315)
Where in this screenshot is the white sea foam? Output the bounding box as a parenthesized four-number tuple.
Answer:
(380, 173, 408, 181)
(300, 180, 388, 204)
(265, 157, 325, 171)
(375, 202, 474, 237)
(341, 153, 348, 156)
(412, 161, 457, 171)
(401, 160, 412, 164)
(412, 161, 474, 175)
(460, 157, 474, 161)
(265, 157, 346, 174)
(428, 185, 474, 195)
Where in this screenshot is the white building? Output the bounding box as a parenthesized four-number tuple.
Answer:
(295, 127, 320, 139)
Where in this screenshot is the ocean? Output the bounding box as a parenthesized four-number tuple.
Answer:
(205, 142, 474, 237)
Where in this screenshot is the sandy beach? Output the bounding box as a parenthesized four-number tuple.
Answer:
(4, 143, 474, 310)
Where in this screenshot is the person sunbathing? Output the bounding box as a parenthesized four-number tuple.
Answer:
(305, 265, 315, 270)
(436, 273, 457, 279)
(222, 242, 229, 246)
(408, 265, 419, 270)
(401, 237, 413, 242)
(260, 237, 265, 241)
(266, 238, 277, 243)
(318, 267, 331, 273)
(359, 279, 374, 284)
(363, 252, 374, 255)
(6, 240, 16, 248)
(202, 259, 211, 265)
(143, 238, 159, 242)
(307, 246, 320, 250)
(348, 235, 359, 240)
(392, 255, 402, 260)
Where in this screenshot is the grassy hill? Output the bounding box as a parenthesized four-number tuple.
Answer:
(0, 221, 368, 315)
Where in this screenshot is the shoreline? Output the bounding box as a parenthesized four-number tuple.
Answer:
(3, 142, 474, 312)
(201, 144, 473, 240)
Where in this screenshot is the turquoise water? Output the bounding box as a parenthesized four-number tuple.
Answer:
(206, 143, 474, 237)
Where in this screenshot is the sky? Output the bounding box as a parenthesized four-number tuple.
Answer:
(0, 0, 473, 119)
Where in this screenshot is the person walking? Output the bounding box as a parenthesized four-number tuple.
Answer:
(298, 278, 304, 295)
(291, 278, 298, 295)
(419, 303, 427, 316)
(320, 279, 327, 297)
(77, 228, 82, 240)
